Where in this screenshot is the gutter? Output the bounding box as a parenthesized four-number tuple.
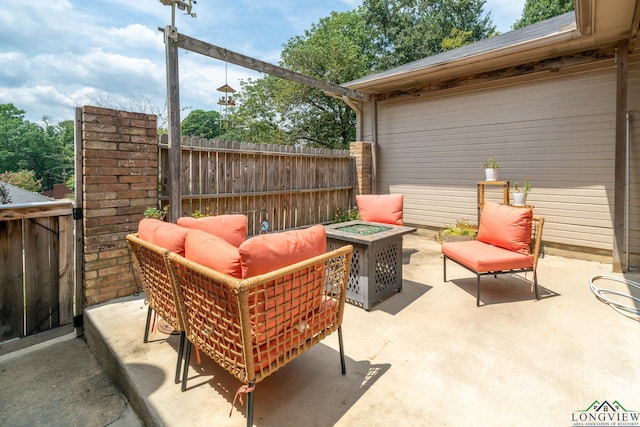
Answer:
(347, 27, 581, 91)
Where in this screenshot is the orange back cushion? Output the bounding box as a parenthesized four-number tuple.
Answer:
(177, 214, 247, 247)
(356, 194, 404, 225)
(184, 229, 242, 278)
(239, 224, 327, 278)
(477, 201, 533, 255)
(138, 218, 189, 256)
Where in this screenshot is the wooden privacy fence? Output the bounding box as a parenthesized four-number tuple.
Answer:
(0, 201, 74, 343)
(159, 135, 355, 235)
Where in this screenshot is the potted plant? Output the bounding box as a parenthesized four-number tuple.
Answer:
(144, 205, 169, 220)
(511, 178, 531, 206)
(434, 218, 478, 244)
(481, 158, 499, 181)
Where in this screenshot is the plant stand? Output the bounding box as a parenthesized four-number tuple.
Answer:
(477, 181, 509, 224)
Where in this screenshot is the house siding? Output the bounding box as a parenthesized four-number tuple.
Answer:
(362, 53, 640, 264)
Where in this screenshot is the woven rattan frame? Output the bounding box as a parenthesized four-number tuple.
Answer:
(127, 234, 185, 333)
(127, 234, 187, 383)
(168, 244, 352, 425)
(168, 245, 352, 383)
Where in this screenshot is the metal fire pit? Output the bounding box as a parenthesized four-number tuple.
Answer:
(325, 221, 416, 310)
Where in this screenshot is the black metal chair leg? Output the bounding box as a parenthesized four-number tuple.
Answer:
(534, 272, 540, 300)
(476, 275, 481, 307)
(144, 307, 152, 343)
(181, 340, 192, 392)
(175, 331, 186, 384)
(246, 383, 255, 427)
(338, 325, 346, 375)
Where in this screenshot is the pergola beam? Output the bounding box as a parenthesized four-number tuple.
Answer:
(172, 31, 371, 102)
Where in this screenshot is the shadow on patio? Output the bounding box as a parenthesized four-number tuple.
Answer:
(77, 233, 640, 425)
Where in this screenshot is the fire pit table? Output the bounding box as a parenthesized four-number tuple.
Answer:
(325, 220, 416, 310)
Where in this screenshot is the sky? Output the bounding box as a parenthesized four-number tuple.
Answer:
(0, 0, 526, 125)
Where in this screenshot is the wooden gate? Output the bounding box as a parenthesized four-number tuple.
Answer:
(0, 201, 75, 353)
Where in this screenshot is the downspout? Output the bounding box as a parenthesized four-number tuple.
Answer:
(371, 96, 378, 194)
(626, 112, 631, 270)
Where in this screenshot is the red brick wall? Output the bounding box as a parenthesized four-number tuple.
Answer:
(350, 141, 372, 195)
(81, 106, 157, 306)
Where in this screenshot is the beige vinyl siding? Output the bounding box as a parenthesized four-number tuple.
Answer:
(372, 61, 621, 252)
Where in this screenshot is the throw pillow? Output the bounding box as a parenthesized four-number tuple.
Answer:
(239, 224, 326, 278)
(477, 201, 532, 255)
(184, 229, 242, 278)
(356, 194, 404, 225)
(138, 218, 189, 256)
(177, 214, 247, 247)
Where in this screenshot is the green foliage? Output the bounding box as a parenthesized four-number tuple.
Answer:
(0, 170, 42, 192)
(0, 104, 74, 191)
(143, 205, 168, 220)
(191, 208, 212, 218)
(333, 206, 360, 223)
(513, 0, 574, 29)
(224, 77, 289, 144)
(512, 178, 532, 196)
(434, 218, 478, 243)
(481, 157, 499, 169)
(362, 0, 497, 70)
(229, 10, 378, 148)
(181, 109, 224, 139)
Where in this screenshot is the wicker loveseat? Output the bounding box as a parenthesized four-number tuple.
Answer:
(127, 217, 353, 426)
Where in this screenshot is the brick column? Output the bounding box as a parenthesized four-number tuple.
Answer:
(81, 106, 157, 306)
(350, 141, 372, 195)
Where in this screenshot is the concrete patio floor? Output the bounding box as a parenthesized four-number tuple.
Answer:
(3, 233, 638, 426)
(81, 233, 640, 426)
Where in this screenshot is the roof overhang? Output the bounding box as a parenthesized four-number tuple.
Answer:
(344, 0, 640, 96)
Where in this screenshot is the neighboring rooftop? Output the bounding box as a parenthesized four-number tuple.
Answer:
(0, 182, 53, 205)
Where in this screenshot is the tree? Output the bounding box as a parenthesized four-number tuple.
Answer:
(229, 10, 378, 148)
(226, 3, 497, 147)
(362, 0, 496, 70)
(0, 170, 42, 193)
(513, 0, 574, 29)
(0, 103, 74, 191)
(181, 109, 224, 139)
(222, 77, 288, 144)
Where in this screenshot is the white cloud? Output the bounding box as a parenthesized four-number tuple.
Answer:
(0, 0, 527, 123)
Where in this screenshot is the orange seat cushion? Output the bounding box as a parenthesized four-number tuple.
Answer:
(239, 224, 326, 278)
(184, 229, 242, 278)
(177, 214, 247, 247)
(442, 240, 534, 272)
(356, 194, 404, 225)
(138, 218, 189, 256)
(477, 201, 532, 255)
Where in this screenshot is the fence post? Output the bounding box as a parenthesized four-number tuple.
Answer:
(350, 141, 372, 196)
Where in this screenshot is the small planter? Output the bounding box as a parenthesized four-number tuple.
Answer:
(441, 234, 476, 243)
(484, 168, 498, 181)
(434, 219, 478, 244)
(511, 192, 527, 206)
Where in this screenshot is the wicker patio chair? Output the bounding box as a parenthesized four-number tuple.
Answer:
(167, 244, 353, 427)
(127, 234, 186, 384)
